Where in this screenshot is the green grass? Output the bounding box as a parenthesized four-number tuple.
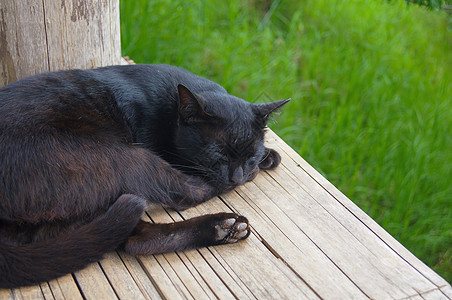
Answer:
(406, 0, 452, 9)
(120, 0, 452, 282)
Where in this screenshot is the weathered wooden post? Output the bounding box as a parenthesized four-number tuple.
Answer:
(0, 0, 122, 87)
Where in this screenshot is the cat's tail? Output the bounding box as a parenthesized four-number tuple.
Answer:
(0, 194, 146, 289)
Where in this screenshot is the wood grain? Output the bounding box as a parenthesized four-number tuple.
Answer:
(73, 262, 118, 299)
(0, 0, 122, 87)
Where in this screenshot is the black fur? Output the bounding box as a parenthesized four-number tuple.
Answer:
(0, 64, 289, 288)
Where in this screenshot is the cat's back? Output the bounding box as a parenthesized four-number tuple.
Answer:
(98, 64, 227, 95)
(0, 70, 103, 119)
(0, 64, 230, 138)
(0, 69, 129, 139)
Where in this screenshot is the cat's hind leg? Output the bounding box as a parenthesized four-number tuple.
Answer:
(0, 194, 146, 288)
(122, 213, 250, 255)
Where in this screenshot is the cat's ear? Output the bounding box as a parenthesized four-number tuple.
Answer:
(178, 84, 211, 123)
(253, 98, 291, 125)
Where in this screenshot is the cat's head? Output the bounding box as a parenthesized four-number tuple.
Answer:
(173, 84, 290, 191)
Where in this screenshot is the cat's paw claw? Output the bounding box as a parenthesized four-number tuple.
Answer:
(215, 216, 250, 244)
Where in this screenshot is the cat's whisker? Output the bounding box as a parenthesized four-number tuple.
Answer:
(163, 150, 214, 170)
(259, 149, 272, 164)
(169, 163, 217, 177)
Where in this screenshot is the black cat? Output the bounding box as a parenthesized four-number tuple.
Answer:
(0, 64, 289, 288)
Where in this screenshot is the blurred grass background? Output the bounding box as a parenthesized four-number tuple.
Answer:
(120, 0, 452, 282)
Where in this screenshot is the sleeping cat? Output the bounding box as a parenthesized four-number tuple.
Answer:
(0, 64, 290, 288)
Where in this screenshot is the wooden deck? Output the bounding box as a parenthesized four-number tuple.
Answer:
(1, 130, 450, 299)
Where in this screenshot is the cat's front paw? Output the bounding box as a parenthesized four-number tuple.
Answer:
(259, 148, 282, 170)
(214, 214, 250, 244)
(169, 176, 219, 211)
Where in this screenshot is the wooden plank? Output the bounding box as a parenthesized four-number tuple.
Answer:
(175, 250, 226, 299)
(151, 209, 219, 300)
(17, 285, 45, 299)
(224, 182, 366, 299)
(440, 285, 452, 299)
(180, 198, 323, 299)
(271, 168, 420, 298)
(258, 164, 431, 298)
(220, 182, 364, 299)
(134, 256, 185, 299)
(265, 130, 449, 289)
(405, 295, 424, 300)
(419, 288, 450, 300)
(270, 129, 452, 293)
(73, 262, 118, 300)
(159, 252, 212, 300)
(0, 288, 15, 299)
(38, 282, 54, 300)
(137, 211, 198, 299)
(130, 220, 187, 300)
(165, 210, 251, 299)
(47, 274, 83, 300)
(117, 252, 163, 299)
(99, 252, 147, 300)
(264, 130, 446, 293)
(178, 249, 238, 299)
(195, 247, 256, 299)
(140, 253, 191, 300)
(146, 202, 320, 299)
(246, 234, 321, 299)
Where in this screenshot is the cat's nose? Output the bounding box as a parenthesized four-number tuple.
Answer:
(230, 166, 244, 185)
